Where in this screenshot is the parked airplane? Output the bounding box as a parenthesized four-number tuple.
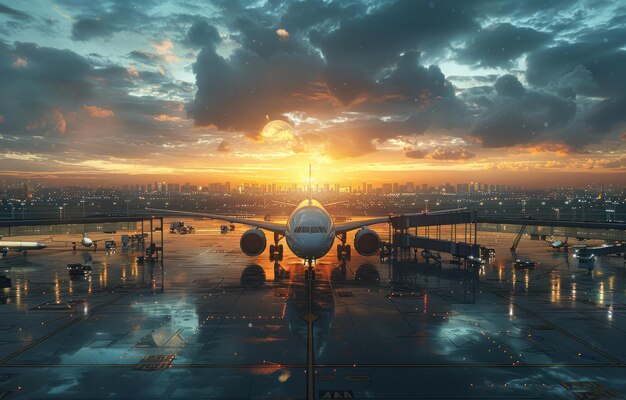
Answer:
(0, 235, 47, 256)
(148, 166, 462, 279)
(51, 233, 111, 251)
(550, 237, 569, 251)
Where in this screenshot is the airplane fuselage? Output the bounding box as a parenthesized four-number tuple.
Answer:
(285, 200, 335, 260)
(0, 240, 47, 254)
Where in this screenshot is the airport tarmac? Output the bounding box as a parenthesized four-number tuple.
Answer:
(0, 218, 625, 399)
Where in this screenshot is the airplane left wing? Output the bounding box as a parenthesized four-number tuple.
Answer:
(146, 208, 286, 234)
(335, 216, 391, 233)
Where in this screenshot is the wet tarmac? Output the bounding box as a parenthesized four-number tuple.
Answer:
(0, 218, 625, 399)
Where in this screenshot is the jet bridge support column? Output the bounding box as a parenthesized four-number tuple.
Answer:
(510, 224, 527, 252)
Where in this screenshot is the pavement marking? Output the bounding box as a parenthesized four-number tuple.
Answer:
(301, 270, 319, 400)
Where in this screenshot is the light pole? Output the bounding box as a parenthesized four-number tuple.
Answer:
(125, 199, 131, 216)
(21, 202, 25, 219)
(11, 202, 15, 220)
(59, 206, 63, 219)
(425, 199, 429, 212)
(81, 199, 85, 218)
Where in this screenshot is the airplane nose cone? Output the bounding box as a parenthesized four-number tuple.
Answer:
(292, 234, 330, 258)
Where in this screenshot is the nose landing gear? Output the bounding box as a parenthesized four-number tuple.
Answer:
(304, 258, 316, 281)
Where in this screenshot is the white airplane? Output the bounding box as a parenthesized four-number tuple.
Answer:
(51, 233, 111, 251)
(148, 166, 462, 279)
(550, 237, 569, 251)
(0, 235, 47, 256)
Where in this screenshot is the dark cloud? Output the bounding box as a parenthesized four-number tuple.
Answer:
(279, 0, 365, 33)
(0, 41, 193, 160)
(128, 50, 161, 65)
(0, 3, 31, 20)
(310, 0, 478, 72)
(494, 74, 526, 97)
(189, 9, 468, 143)
(404, 148, 428, 159)
(457, 23, 551, 67)
(216, 139, 230, 152)
(184, 19, 221, 48)
(468, 75, 576, 147)
(70, 0, 156, 41)
(526, 42, 626, 98)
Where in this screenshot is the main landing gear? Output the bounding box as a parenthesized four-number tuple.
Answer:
(269, 232, 284, 262)
(336, 232, 351, 261)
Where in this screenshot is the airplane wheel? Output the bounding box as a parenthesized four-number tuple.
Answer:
(277, 244, 283, 256)
(277, 253, 283, 262)
(304, 269, 310, 281)
(337, 244, 343, 261)
(345, 245, 351, 261)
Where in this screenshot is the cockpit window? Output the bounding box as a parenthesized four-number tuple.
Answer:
(295, 226, 327, 234)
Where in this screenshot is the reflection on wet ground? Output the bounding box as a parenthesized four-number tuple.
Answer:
(0, 218, 625, 399)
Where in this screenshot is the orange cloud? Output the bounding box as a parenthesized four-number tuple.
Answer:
(152, 38, 179, 63)
(83, 105, 115, 118)
(276, 28, 289, 40)
(53, 110, 66, 134)
(154, 114, 181, 122)
(13, 56, 27, 68)
(126, 66, 139, 77)
(515, 142, 586, 156)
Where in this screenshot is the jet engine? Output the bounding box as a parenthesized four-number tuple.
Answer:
(354, 228, 381, 256)
(240, 228, 267, 256)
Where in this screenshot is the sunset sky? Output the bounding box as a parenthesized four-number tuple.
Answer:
(0, 0, 625, 187)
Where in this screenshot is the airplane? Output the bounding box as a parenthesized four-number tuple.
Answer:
(549, 237, 569, 251)
(147, 165, 464, 280)
(0, 235, 47, 256)
(51, 233, 111, 251)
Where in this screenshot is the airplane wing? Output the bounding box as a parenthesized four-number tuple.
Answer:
(335, 216, 391, 233)
(146, 208, 286, 234)
(48, 237, 77, 246)
(272, 201, 297, 207)
(325, 201, 348, 207)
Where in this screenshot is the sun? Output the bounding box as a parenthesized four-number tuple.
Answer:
(260, 120, 296, 143)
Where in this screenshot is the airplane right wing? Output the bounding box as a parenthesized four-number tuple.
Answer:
(146, 208, 287, 234)
(335, 216, 391, 233)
